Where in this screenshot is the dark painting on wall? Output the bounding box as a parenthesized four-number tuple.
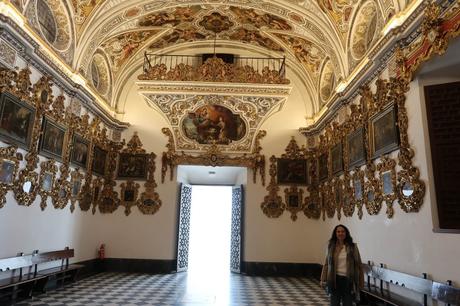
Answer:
(331, 143, 343, 175)
(39, 118, 66, 160)
(287, 194, 300, 208)
(370, 104, 399, 159)
(318, 153, 328, 182)
(0, 159, 15, 185)
(117, 153, 147, 180)
(347, 126, 366, 169)
(70, 135, 89, 169)
(277, 158, 308, 185)
(92, 146, 108, 176)
(0, 92, 35, 148)
(182, 104, 246, 145)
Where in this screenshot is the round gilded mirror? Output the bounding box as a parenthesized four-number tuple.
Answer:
(23, 181, 32, 193)
(402, 182, 414, 197)
(367, 190, 375, 202)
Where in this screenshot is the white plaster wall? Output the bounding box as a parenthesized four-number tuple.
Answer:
(318, 69, 460, 285)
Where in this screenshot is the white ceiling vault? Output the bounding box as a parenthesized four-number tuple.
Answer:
(9, 0, 416, 118)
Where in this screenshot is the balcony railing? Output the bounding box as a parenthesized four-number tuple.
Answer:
(138, 53, 289, 84)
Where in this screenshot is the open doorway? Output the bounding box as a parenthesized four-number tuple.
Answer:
(188, 185, 232, 275)
(176, 165, 246, 275)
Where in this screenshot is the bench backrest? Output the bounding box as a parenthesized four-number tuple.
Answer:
(32, 248, 74, 267)
(0, 253, 35, 272)
(363, 263, 460, 305)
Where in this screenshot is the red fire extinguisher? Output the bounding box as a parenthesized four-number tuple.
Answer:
(98, 244, 105, 259)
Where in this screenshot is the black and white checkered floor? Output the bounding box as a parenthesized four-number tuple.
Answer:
(16, 272, 329, 306)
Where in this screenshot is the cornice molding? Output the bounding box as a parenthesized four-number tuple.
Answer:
(0, 15, 129, 131)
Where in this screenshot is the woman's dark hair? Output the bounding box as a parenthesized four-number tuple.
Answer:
(329, 224, 354, 245)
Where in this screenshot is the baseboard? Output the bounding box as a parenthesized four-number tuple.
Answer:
(242, 262, 322, 279)
(74, 258, 321, 280)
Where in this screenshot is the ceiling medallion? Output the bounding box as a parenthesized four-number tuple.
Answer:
(199, 12, 234, 33)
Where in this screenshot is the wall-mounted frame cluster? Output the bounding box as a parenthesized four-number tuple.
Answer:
(0, 67, 161, 216)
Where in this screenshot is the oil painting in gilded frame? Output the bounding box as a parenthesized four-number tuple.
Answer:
(0, 92, 35, 149)
(92, 146, 108, 176)
(331, 143, 343, 175)
(277, 158, 308, 185)
(347, 126, 366, 168)
(70, 135, 89, 169)
(39, 117, 66, 161)
(370, 104, 400, 159)
(0, 159, 16, 185)
(318, 153, 328, 182)
(117, 153, 148, 180)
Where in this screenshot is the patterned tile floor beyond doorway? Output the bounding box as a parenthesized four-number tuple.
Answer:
(15, 272, 330, 306)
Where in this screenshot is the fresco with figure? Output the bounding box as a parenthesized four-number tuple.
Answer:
(182, 105, 246, 145)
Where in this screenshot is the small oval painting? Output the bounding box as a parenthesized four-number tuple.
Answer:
(182, 105, 246, 145)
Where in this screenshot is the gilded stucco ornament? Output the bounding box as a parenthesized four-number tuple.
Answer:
(91, 177, 103, 214)
(322, 182, 335, 219)
(376, 156, 396, 217)
(98, 141, 123, 214)
(351, 168, 365, 219)
(38, 159, 58, 211)
(261, 156, 285, 218)
(332, 178, 343, 220)
(364, 162, 382, 216)
(120, 180, 140, 216)
(284, 186, 304, 221)
(137, 153, 162, 215)
(0, 146, 22, 209)
(161, 128, 266, 186)
(304, 148, 321, 219)
(69, 169, 83, 213)
(15, 76, 52, 207)
(52, 163, 71, 209)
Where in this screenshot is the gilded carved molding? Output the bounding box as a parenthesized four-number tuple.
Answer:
(161, 128, 266, 186)
(137, 153, 162, 215)
(0, 146, 22, 209)
(261, 156, 285, 218)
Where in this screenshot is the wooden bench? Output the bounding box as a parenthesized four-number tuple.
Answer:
(0, 247, 84, 304)
(362, 262, 460, 306)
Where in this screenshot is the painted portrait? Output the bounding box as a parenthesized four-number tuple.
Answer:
(287, 194, 300, 208)
(70, 135, 89, 169)
(123, 189, 135, 202)
(277, 159, 308, 185)
(182, 104, 246, 145)
(39, 118, 66, 160)
(382, 171, 393, 195)
(331, 143, 343, 175)
(318, 153, 328, 182)
(71, 179, 81, 197)
(354, 178, 363, 200)
(0, 159, 15, 185)
(117, 153, 147, 180)
(42, 172, 53, 192)
(370, 104, 399, 158)
(92, 146, 108, 176)
(347, 127, 366, 168)
(0, 92, 35, 148)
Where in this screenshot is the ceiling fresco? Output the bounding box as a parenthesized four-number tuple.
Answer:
(6, 0, 433, 114)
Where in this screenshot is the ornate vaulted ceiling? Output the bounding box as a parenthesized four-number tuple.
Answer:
(9, 0, 417, 116)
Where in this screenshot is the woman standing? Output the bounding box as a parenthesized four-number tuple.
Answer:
(320, 224, 364, 306)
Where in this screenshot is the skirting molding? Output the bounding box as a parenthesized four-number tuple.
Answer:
(75, 258, 321, 280)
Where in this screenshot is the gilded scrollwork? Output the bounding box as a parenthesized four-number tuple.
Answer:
(261, 156, 285, 218)
(284, 186, 304, 221)
(69, 169, 84, 213)
(98, 141, 123, 214)
(364, 162, 382, 216)
(333, 178, 343, 220)
(351, 168, 365, 219)
(38, 159, 57, 211)
(137, 153, 162, 215)
(161, 128, 266, 186)
(322, 182, 335, 219)
(120, 180, 140, 216)
(376, 156, 397, 217)
(342, 176, 355, 217)
(52, 164, 71, 209)
(0, 146, 22, 209)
